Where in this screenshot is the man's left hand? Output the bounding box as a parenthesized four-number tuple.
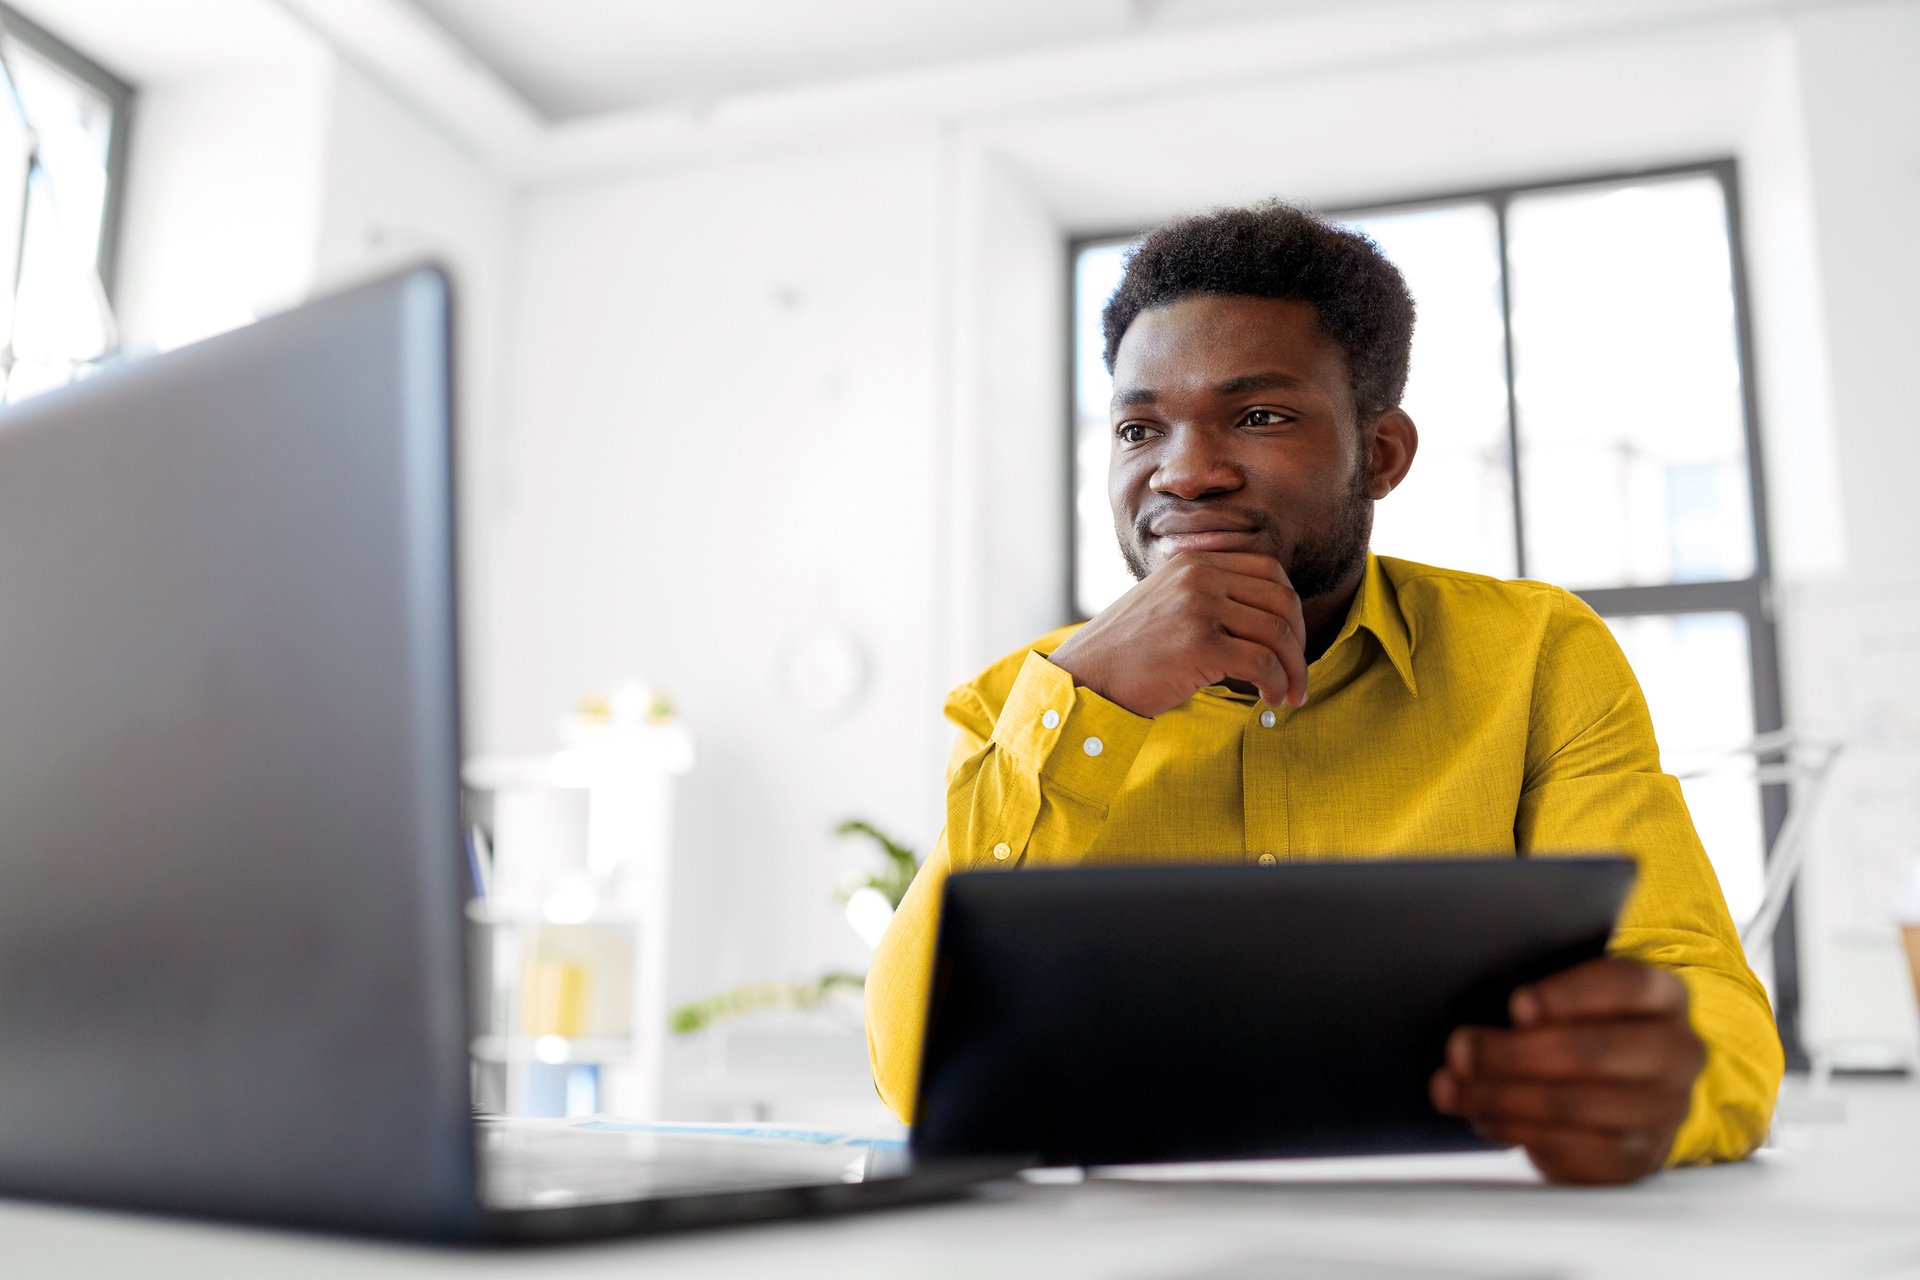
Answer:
(1429, 957, 1704, 1185)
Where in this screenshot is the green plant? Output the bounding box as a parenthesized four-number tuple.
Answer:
(667, 972, 867, 1034)
(667, 819, 921, 1035)
(833, 818, 920, 909)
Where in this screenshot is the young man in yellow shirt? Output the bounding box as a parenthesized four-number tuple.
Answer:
(866, 201, 1783, 1185)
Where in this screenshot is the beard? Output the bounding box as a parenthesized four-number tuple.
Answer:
(1118, 456, 1374, 603)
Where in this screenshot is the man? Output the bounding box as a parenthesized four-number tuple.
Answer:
(866, 201, 1782, 1185)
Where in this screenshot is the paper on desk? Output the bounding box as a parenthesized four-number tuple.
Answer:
(1085, 1147, 1543, 1185)
(565, 1115, 909, 1153)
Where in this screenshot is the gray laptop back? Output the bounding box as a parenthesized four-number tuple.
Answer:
(0, 268, 477, 1236)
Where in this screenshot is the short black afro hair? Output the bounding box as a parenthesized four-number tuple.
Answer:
(1102, 200, 1416, 423)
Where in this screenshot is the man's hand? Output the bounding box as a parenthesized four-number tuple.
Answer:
(1429, 957, 1704, 1185)
(1048, 551, 1308, 718)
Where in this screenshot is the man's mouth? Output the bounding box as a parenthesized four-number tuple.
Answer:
(1153, 529, 1266, 554)
(1146, 515, 1267, 556)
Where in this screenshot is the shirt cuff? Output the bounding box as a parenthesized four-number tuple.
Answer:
(991, 650, 1152, 809)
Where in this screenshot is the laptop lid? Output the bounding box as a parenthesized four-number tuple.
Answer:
(911, 857, 1635, 1167)
(0, 268, 478, 1237)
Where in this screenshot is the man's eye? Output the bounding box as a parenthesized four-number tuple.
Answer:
(1242, 409, 1292, 429)
(1116, 423, 1160, 444)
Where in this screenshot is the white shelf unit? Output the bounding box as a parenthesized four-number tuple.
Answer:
(463, 723, 692, 1119)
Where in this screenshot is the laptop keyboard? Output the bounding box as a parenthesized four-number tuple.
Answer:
(477, 1116, 883, 1210)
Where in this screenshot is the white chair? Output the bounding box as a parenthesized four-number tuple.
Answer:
(1669, 729, 1918, 1096)
(1668, 728, 1847, 964)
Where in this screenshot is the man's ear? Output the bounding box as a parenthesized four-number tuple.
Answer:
(1364, 408, 1418, 500)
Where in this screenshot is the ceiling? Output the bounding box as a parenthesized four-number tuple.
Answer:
(13, 0, 1847, 178)
(402, 0, 1345, 122)
(5, 0, 319, 86)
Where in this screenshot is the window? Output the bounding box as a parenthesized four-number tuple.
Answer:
(0, 4, 131, 402)
(1070, 162, 1800, 1060)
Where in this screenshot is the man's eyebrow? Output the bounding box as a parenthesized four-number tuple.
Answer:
(1111, 372, 1309, 409)
(1214, 371, 1307, 395)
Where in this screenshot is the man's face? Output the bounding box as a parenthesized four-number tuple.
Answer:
(1108, 294, 1375, 601)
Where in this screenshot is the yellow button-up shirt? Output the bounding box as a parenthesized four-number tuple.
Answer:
(867, 554, 1782, 1165)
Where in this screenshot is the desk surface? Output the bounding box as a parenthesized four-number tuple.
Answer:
(5, 1079, 1916, 1280)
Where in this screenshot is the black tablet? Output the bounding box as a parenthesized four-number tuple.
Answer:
(910, 856, 1636, 1166)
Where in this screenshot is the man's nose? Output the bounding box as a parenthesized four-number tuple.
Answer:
(1150, 428, 1242, 500)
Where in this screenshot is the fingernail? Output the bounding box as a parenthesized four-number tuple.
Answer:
(1512, 989, 1540, 1027)
(1447, 1028, 1474, 1075)
(1430, 1070, 1458, 1112)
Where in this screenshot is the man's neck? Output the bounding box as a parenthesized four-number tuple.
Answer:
(1301, 560, 1368, 664)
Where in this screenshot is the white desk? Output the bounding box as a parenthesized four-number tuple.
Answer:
(5, 1079, 1917, 1280)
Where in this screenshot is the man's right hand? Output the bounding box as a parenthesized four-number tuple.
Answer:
(1047, 551, 1309, 718)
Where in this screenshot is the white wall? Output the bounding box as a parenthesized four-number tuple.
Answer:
(945, 139, 1070, 678)
(494, 141, 949, 1031)
(1768, 0, 1920, 1066)
(115, 44, 520, 751)
(311, 59, 520, 753)
(112, 51, 332, 355)
(1790, 0, 1920, 586)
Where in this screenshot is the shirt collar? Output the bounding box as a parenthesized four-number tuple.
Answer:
(1326, 553, 1418, 696)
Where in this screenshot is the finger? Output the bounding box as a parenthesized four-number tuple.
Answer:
(1249, 556, 1309, 705)
(1213, 577, 1308, 702)
(1472, 1120, 1667, 1186)
(1214, 573, 1299, 625)
(1446, 1076, 1690, 1135)
(1178, 551, 1290, 579)
(1512, 958, 1689, 1027)
(1166, 551, 1307, 707)
(1451, 1019, 1703, 1086)
(1168, 555, 1307, 666)
(1212, 635, 1293, 708)
(1275, 565, 1308, 702)
(1215, 600, 1308, 707)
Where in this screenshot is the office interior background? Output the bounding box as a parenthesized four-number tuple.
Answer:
(8, 0, 1918, 1128)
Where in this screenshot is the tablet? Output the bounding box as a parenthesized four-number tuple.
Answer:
(910, 856, 1636, 1166)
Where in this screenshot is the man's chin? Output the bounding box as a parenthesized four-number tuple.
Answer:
(1129, 537, 1277, 579)
(1286, 546, 1371, 602)
(1122, 544, 1367, 602)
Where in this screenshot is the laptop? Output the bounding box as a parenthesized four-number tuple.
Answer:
(911, 858, 1636, 1167)
(0, 267, 1002, 1241)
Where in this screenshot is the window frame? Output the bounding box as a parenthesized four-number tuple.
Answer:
(0, 1, 134, 301)
(1064, 158, 1803, 1068)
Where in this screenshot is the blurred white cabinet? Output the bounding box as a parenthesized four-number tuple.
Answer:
(464, 721, 693, 1118)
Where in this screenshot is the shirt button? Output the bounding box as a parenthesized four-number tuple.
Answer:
(1042, 709, 1060, 730)
(1083, 736, 1103, 757)
(1259, 710, 1277, 729)
(992, 842, 1012, 861)
(1257, 853, 1278, 866)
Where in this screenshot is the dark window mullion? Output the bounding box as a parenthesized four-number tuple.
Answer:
(1493, 194, 1528, 580)
(1573, 578, 1765, 618)
(1712, 159, 1802, 1063)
